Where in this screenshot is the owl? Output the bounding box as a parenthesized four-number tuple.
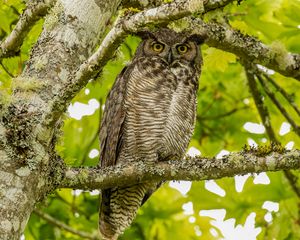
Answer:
(98, 28, 204, 240)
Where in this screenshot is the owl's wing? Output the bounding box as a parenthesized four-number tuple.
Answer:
(99, 66, 131, 168)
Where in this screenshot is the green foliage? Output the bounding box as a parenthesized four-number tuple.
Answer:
(1, 0, 300, 239)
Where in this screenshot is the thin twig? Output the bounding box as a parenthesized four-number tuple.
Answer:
(244, 65, 278, 141)
(123, 42, 133, 58)
(257, 72, 300, 198)
(198, 106, 248, 120)
(80, 99, 103, 165)
(53, 192, 90, 218)
(283, 170, 300, 198)
(263, 73, 300, 116)
(0, 61, 16, 78)
(256, 74, 300, 136)
(33, 209, 99, 240)
(245, 64, 300, 198)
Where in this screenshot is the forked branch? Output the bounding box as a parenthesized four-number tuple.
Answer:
(0, 0, 56, 59)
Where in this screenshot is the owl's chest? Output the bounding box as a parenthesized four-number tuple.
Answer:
(125, 62, 177, 115)
(121, 61, 198, 160)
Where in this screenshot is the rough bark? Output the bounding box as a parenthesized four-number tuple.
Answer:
(60, 150, 300, 190)
(193, 20, 300, 80)
(0, 0, 299, 239)
(0, 0, 120, 238)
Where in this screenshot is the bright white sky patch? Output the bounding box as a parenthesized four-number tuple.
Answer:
(194, 226, 202, 236)
(257, 64, 275, 75)
(210, 228, 219, 237)
(169, 181, 192, 195)
(253, 172, 270, 185)
(88, 149, 99, 158)
(85, 88, 90, 95)
(262, 201, 279, 212)
(89, 99, 100, 109)
(243, 98, 250, 105)
(68, 98, 100, 120)
(199, 209, 226, 221)
(235, 213, 261, 239)
(279, 122, 291, 136)
(182, 201, 194, 215)
(285, 141, 294, 150)
(216, 150, 230, 159)
(187, 147, 201, 157)
(262, 201, 279, 223)
(72, 189, 83, 196)
(247, 138, 258, 147)
(20, 235, 25, 240)
(211, 218, 236, 238)
(211, 212, 261, 240)
(261, 138, 267, 143)
(244, 122, 265, 134)
(264, 212, 272, 223)
(89, 190, 100, 196)
(205, 180, 226, 197)
(235, 174, 250, 192)
(189, 216, 196, 223)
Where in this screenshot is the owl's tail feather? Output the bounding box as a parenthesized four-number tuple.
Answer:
(99, 183, 158, 240)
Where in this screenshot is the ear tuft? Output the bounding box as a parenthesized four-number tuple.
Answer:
(187, 33, 207, 45)
(136, 31, 155, 40)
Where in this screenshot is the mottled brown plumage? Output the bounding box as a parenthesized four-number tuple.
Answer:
(99, 28, 204, 240)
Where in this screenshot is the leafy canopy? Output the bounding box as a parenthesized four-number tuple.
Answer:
(1, 0, 300, 239)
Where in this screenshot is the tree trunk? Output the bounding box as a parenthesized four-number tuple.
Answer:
(0, 0, 120, 238)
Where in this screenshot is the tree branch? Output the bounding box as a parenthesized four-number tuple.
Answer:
(197, 106, 248, 120)
(204, 0, 243, 11)
(59, 150, 300, 190)
(0, 61, 16, 78)
(0, 0, 56, 60)
(192, 20, 300, 80)
(256, 74, 300, 136)
(244, 64, 278, 142)
(122, 0, 238, 10)
(244, 63, 300, 198)
(47, 0, 300, 125)
(33, 209, 99, 240)
(48, 0, 237, 123)
(283, 170, 300, 198)
(263, 73, 300, 116)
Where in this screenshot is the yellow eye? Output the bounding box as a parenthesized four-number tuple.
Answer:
(152, 43, 164, 52)
(177, 44, 188, 54)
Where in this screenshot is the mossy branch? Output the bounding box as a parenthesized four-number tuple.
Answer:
(47, 0, 237, 124)
(33, 209, 99, 240)
(59, 149, 300, 190)
(0, 0, 56, 60)
(192, 20, 300, 80)
(48, 0, 300, 126)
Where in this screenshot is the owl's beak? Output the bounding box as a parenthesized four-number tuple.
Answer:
(167, 51, 173, 64)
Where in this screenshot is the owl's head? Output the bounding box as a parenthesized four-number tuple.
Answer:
(135, 28, 205, 68)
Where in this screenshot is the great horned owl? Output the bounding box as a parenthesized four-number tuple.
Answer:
(98, 28, 204, 240)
